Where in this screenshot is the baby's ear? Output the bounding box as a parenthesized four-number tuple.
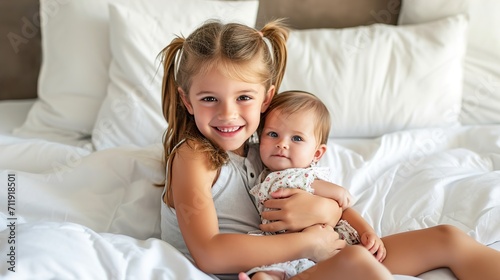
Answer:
(178, 87, 194, 115)
(261, 85, 275, 113)
(313, 144, 327, 162)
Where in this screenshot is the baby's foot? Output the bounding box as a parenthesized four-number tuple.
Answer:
(238, 272, 251, 280)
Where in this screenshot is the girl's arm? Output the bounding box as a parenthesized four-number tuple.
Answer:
(341, 208, 386, 262)
(169, 144, 345, 274)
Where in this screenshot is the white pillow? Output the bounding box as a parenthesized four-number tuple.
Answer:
(280, 15, 467, 138)
(398, 0, 500, 125)
(13, 0, 113, 144)
(92, 1, 259, 150)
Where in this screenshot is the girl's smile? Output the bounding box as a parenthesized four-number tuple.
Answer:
(213, 125, 245, 139)
(215, 126, 243, 133)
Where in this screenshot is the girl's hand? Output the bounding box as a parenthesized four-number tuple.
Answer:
(259, 188, 342, 233)
(302, 224, 346, 262)
(360, 231, 386, 262)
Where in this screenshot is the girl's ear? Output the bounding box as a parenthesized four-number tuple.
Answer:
(313, 144, 327, 163)
(261, 85, 275, 113)
(178, 87, 194, 115)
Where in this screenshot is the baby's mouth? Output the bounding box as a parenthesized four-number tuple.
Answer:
(272, 154, 288, 158)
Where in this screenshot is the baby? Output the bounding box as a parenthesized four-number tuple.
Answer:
(243, 90, 385, 280)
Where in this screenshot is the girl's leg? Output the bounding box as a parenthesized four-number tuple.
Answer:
(382, 224, 500, 280)
(291, 245, 393, 280)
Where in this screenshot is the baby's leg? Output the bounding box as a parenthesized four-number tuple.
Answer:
(238, 271, 285, 280)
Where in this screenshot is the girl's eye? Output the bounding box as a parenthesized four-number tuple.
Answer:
(291, 136, 303, 142)
(201, 97, 217, 102)
(237, 95, 251, 101)
(267, 131, 278, 138)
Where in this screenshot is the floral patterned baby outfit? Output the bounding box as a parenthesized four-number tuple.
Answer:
(250, 167, 330, 224)
(246, 167, 361, 279)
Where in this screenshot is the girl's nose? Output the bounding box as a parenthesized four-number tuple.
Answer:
(218, 102, 237, 120)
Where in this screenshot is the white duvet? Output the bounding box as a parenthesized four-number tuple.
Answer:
(1, 125, 500, 279)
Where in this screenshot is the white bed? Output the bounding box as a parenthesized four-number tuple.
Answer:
(0, 99, 35, 136)
(1, 0, 500, 279)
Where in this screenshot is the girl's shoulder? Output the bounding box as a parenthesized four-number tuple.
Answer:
(173, 139, 228, 172)
(169, 140, 220, 188)
(171, 139, 210, 165)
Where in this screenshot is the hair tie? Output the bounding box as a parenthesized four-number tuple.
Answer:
(259, 32, 274, 63)
(173, 47, 183, 82)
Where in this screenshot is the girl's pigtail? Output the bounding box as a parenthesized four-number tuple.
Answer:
(261, 19, 289, 92)
(160, 37, 186, 159)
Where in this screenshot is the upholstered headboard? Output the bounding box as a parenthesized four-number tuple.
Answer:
(0, 0, 41, 100)
(256, 0, 400, 29)
(0, 0, 400, 100)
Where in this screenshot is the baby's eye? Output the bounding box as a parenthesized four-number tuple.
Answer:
(201, 96, 217, 102)
(291, 135, 303, 142)
(237, 95, 251, 101)
(267, 131, 278, 138)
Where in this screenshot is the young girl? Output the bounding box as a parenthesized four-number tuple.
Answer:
(160, 19, 392, 280)
(159, 19, 500, 280)
(244, 90, 386, 279)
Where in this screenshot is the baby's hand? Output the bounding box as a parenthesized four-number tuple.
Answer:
(360, 231, 386, 262)
(303, 224, 346, 262)
(337, 188, 353, 210)
(310, 181, 353, 210)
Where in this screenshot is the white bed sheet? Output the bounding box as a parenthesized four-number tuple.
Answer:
(0, 99, 35, 136)
(1, 125, 500, 279)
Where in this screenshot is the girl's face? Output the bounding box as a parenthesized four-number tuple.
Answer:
(260, 109, 326, 171)
(180, 68, 274, 155)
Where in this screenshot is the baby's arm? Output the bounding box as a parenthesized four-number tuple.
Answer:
(341, 208, 386, 262)
(311, 180, 353, 210)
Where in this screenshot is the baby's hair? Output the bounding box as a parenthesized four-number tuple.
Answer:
(260, 90, 331, 145)
(160, 19, 289, 165)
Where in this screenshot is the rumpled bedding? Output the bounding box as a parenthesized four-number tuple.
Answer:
(1, 125, 500, 279)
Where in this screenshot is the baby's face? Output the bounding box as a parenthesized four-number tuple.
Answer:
(260, 109, 320, 171)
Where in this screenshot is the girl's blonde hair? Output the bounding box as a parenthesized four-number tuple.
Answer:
(160, 19, 288, 171)
(260, 90, 331, 145)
